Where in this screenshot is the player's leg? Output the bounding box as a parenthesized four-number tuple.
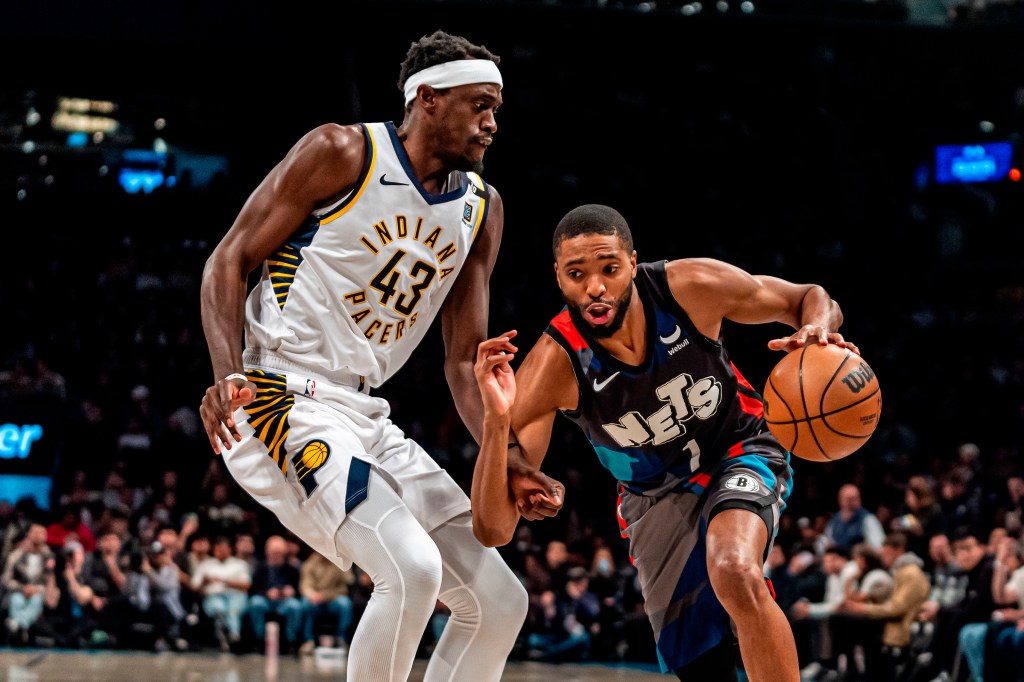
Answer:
(706, 508, 798, 682)
(618, 488, 737, 675)
(424, 511, 528, 682)
(375, 430, 527, 682)
(222, 381, 444, 680)
(703, 444, 799, 682)
(332, 470, 444, 682)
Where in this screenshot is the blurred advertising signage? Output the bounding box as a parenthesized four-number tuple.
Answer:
(0, 423, 43, 458)
(935, 142, 1014, 184)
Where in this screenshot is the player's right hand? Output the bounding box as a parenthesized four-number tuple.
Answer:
(200, 375, 257, 455)
(474, 331, 518, 418)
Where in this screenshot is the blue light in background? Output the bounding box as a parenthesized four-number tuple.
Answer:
(66, 132, 88, 148)
(0, 475, 52, 510)
(935, 142, 1014, 184)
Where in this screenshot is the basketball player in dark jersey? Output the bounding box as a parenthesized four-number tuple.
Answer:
(469, 204, 860, 681)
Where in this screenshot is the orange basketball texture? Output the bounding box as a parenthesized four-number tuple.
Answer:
(762, 343, 882, 462)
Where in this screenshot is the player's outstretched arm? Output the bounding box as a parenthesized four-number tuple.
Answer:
(470, 331, 520, 547)
(442, 187, 504, 446)
(470, 334, 576, 546)
(199, 124, 365, 454)
(664, 257, 857, 357)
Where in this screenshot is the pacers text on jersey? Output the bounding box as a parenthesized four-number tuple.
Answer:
(343, 214, 461, 345)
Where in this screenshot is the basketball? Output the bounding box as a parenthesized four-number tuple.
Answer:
(762, 343, 882, 462)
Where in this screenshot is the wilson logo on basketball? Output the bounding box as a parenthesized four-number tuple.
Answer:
(840, 362, 876, 394)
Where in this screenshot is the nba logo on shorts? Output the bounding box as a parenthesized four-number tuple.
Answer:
(724, 474, 760, 493)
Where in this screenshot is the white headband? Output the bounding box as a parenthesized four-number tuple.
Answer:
(403, 59, 503, 106)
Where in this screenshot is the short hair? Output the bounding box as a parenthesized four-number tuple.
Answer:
(397, 30, 501, 95)
(566, 565, 589, 582)
(552, 204, 634, 258)
(883, 531, 908, 551)
(822, 544, 850, 560)
(950, 525, 980, 545)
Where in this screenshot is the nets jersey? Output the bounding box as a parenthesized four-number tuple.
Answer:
(243, 121, 491, 388)
(544, 260, 775, 497)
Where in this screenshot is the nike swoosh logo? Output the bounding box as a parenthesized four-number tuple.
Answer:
(379, 174, 409, 186)
(659, 325, 682, 345)
(593, 372, 620, 392)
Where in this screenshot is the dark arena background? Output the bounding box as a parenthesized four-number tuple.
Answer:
(1, 1, 1023, 680)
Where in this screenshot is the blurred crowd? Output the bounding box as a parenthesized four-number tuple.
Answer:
(0, 154, 1022, 682)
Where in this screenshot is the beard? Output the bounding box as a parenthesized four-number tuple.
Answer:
(563, 284, 633, 339)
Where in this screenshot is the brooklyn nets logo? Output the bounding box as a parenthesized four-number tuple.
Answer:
(724, 474, 760, 494)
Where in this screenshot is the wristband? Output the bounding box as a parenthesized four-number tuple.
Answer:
(224, 372, 248, 383)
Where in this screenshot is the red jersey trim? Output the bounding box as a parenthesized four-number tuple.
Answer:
(550, 310, 589, 351)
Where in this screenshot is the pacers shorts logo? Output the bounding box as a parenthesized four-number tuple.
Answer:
(724, 474, 760, 494)
(293, 439, 331, 496)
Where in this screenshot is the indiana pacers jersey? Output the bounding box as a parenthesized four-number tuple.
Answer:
(243, 121, 490, 389)
(544, 260, 779, 498)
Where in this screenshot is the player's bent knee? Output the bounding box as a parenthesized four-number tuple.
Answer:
(485, 569, 528, 625)
(708, 555, 767, 609)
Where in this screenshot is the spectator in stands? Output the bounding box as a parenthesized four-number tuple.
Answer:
(37, 541, 96, 648)
(958, 535, 1024, 682)
(186, 533, 211, 576)
(298, 550, 355, 655)
(143, 540, 188, 652)
(2, 523, 54, 644)
(827, 543, 892, 679)
(918, 526, 996, 680)
(527, 566, 601, 662)
(819, 484, 886, 554)
(790, 545, 860, 679)
(928, 533, 962, 608)
(202, 482, 245, 536)
(46, 504, 96, 554)
(939, 467, 985, 535)
(190, 535, 250, 650)
(893, 476, 947, 559)
(839, 531, 931, 679)
(78, 531, 127, 646)
(588, 546, 626, 660)
(248, 535, 302, 653)
(233, 533, 257, 576)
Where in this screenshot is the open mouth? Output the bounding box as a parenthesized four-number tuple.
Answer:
(585, 302, 612, 325)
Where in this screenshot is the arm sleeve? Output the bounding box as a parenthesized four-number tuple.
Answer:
(863, 514, 886, 549)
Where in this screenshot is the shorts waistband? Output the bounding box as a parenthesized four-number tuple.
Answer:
(242, 350, 371, 395)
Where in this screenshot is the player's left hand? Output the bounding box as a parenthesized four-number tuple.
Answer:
(510, 467, 564, 521)
(767, 326, 860, 356)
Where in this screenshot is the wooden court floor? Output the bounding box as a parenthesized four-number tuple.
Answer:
(0, 649, 669, 681)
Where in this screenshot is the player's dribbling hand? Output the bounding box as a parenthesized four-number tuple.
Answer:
(510, 468, 564, 521)
(474, 331, 518, 418)
(200, 375, 258, 455)
(767, 325, 860, 356)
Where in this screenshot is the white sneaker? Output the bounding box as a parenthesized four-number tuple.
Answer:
(800, 662, 823, 681)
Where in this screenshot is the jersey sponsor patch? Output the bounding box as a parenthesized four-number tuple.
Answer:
(724, 474, 760, 493)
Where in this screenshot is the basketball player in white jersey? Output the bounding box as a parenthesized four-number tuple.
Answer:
(198, 30, 554, 681)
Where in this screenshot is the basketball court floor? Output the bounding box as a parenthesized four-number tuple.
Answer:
(0, 649, 669, 681)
